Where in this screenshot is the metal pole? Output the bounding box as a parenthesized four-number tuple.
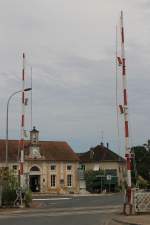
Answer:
(101, 176, 102, 193)
(30, 67, 33, 130)
(119, 11, 132, 211)
(20, 53, 25, 188)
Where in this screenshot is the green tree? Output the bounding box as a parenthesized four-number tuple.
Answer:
(2, 170, 19, 206)
(85, 170, 105, 193)
(132, 145, 150, 185)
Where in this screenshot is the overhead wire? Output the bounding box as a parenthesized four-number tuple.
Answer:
(30, 66, 33, 130)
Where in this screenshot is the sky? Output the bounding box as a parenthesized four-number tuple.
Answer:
(0, 0, 150, 155)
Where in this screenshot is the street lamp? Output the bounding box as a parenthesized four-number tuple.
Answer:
(5, 88, 32, 165)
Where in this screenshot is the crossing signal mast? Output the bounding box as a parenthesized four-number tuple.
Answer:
(20, 53, 26, 188)
(117, 11, 133, 214)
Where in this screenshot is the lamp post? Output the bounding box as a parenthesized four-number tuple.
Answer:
(5, 88, 32, 166)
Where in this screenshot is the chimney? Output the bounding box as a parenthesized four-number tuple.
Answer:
(106, 142, 109, 149)
(100, 142, 103, 147)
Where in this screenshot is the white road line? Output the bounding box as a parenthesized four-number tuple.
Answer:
(33, 198, 71, 201)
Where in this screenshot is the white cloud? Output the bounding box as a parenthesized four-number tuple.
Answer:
(0, 0, 150, 155)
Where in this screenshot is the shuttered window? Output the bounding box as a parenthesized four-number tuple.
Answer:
(67, 174, 72, 187)
(51, 174, 56, 187)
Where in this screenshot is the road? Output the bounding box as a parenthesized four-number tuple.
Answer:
(33, 193, 123, 208)
(0, 193, 125, 225)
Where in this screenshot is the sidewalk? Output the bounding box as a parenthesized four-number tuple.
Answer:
(0, 206, 150, 225)
(113, 213, 150, 225)
(32, 192, 113, 198)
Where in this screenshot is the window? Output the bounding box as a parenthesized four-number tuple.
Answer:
(50, 165, 56, 171)
(67, 174, 72, 187)
(13, 165, 17, 170)
(105, 169, 117, 176)
(119, 167, 121, 173)
(81, 164, 85, 171)
(67, 165, 72, 170)
(30, 166, 40, 171)
(51, 175, 56, 187)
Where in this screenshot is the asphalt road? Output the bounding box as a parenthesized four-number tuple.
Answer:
(33, 192, 123, 208)
(0, 193, 124, 225)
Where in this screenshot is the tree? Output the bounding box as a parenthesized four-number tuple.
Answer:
(131, 145, 150, 185)
(84, 170, 118, 193)
(84, 170, 105, 193)
(2, 170, 19, 206)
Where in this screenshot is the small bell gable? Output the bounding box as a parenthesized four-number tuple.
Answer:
(30, 126, 39, 146)
(29, 126, 41, 159)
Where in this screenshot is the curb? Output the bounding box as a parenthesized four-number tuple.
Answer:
(113, 218, 141, 225)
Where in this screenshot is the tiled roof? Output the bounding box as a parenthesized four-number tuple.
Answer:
(0, 140, 79, 162)
(78, 144, 125, 163)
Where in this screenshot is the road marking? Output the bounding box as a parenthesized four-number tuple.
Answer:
(33, 197, 71, 201)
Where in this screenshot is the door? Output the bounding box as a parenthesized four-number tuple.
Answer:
(29, 175, 40, 192)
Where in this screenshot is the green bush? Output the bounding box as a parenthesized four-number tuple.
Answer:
(85, 170, 105, 193)
(137, 176, 148, 189)
(24, 189, 32, 207)
(2, 171, 19, 206)
(2, 188, 16, 206)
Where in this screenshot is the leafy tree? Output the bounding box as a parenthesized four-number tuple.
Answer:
(84, 170, 118, 193)
(131, 145, 150, 185)
(2, 170, 19, 206)
(85, 170, 105, 193)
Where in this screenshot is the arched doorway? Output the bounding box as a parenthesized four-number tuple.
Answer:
(29, 166, 41, 192)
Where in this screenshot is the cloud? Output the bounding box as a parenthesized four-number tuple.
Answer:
(0, 0, 150, 155)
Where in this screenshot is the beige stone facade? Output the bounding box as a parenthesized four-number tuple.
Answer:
(25, 161, 79, 194)
(0, 127, 80, 194)
(0, 160, 79, 194)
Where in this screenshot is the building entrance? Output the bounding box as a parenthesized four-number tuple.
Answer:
(29, 175, 40, 192)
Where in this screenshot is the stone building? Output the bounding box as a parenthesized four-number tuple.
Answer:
(78, 143, 126, 192)
(0, 127, 79, 194)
